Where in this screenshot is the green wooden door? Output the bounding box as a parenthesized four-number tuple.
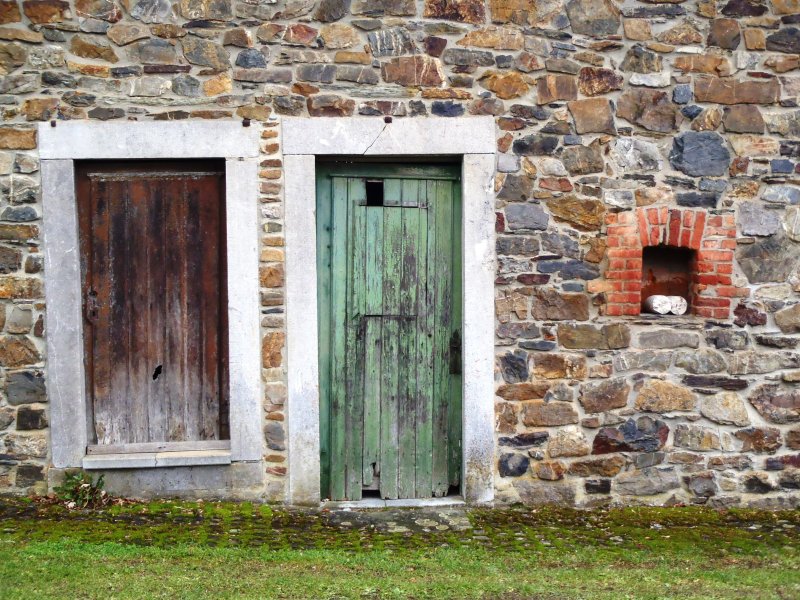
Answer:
(317, 163, 462, 501)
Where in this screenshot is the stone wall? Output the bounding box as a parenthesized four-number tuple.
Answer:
(0, 0, 798, 507)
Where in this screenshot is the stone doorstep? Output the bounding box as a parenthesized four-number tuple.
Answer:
(82, 449, 232, 470)
(323, 496, 466, 510)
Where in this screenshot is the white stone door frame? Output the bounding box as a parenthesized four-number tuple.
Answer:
(38, 121, 264, 470)
(282, 116, 496, 505)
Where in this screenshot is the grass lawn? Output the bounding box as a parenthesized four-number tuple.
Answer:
(0, 497, 798, 599)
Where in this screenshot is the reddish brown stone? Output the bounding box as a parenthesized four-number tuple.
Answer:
(536, 74, 577, 105)
(307, 94, 355, 116)
(750, 384, 800, 424)
(0, 1, 21, 24)
(0, 335, 40, 367)
(617, 88, 680, 132)
(479, 70, 528, 99)
(70, 35, 119, 63)
(423, 35, 447, 57)
(75, 0, 122, 22)
(259, 264, 284, 287)
(734, 427, 782, 453)
(496, 382, 551, 401)
(673, 54, 732, 77)
(568, 455, 625, 477)
(423, 0, 485, 24)
(0, 127, 35, 149)
(577, 67, 623, 96)
(457, 25, 524, 50)
(788, 428, 800, 450)
(262, 331, 285, 368)
(708, 18, 741, 49)
(22, 97, 58, 121)
(568, 98, 615, 134)
(284, 23, 318, 46)
(535, 460, 566, 480)
(694, 76, 780, 105)
(521, 400, 579, 427)
(545, 196, 605, 231)
(657, 22, 702, 45)
(381, 55, 445, 87)
(531, 352, 588, 380)
(22, 0, 68, 23)
(592, 417, 669, 454)
(723, 105, 764, 133)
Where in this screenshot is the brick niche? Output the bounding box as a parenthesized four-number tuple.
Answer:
(603, 207, 747, 318)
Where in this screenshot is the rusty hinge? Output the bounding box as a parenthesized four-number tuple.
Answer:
(84, 288, 99, 324)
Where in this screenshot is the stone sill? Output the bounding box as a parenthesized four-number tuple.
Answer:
(323, 496, 465, 510)
(605, 314, 709, 328)
(82, 450, 232, 470)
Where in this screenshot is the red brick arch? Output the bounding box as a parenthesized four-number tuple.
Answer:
(602, 207, 747, 318)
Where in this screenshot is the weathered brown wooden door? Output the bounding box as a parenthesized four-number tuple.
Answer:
(77, 160, 228, 450)
(317, 163, 462, 501)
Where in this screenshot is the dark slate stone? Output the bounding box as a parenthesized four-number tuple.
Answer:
(722, 0, 767, 16)
(537, 259, 600, 280)
(143, 65, 191, 74)
(265, 420, 285, 451)
(505, 203, 549, 231)
(736, 232, 800, 283)
(743, 474, 775, 493)
(236, 48, 268, 69)
(562, 282, 584, 292)
(88, 107, 125, 120)
(273, 94, 305, 115)
(498, 431, 550, 448)
(495, 54, 513, 69)
(16, 405, 47, 430)
(682, 375, 749, 390)
(42, 71, 78, 88)
(519, 340, 557, 351)
(706, 328, 749, 350)
(669, 131, 731, 177)
(431, 100, 464, 117)
(42, 27, 66, 42)
(1, 206, 37, 222)
(408, 100, 427, 116)
(562, 134, 582, 145)
(263, 70, 293, 84)
(540, 232, 580, 258)
(110, 66, 142, 78)
(681, 105, 703, 119)
(497, 174, 534, 202)
(673, 84, 692, 105)
(172, 74, 202, 97)
(766, 27, 800, 54)
(62, 91, 96, 106)
(314, 0, 351, 22)
(153, 111, 189, 121)
(297, 64, 336, 83)
(592, 417, 670, 454)
(497, 322, 540, 339)
(500, 350, 529, 383)
(0, 247, 21, 274)
(15, 464, 44, 487)
(754, 334, 798, 349)
(441, 48, 494, 67)
(511, 104, 549, 120)
(621, 5, 686, 17)
(499, 452, 530, 477)
(676, 191, 718, 209)
(585, 478, 611, 494)
(783, 14, 800, 24)
(6, 371, 45, 405)
(367, 27, 416, 57)
(496, 235, 539, 256)
(772, 159, 794, 173)
(513, 134, 559, 156)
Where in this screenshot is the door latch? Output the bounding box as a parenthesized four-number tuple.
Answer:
(449, 330, 462, 375)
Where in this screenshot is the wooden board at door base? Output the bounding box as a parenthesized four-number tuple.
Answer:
(316, 162, 463, 501)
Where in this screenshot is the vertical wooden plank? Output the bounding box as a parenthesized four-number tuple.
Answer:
(194, 174, 223, 440)
(126, 178, 150, 443)
(397, 180, 419, 498)
(379, 206, 402, 500)
(362, 205, 383, 485)
(328, 176, 349, 501)
(345, 178, 366, 500)
(448, 181, 463, 487)
(89, 178, 115, 445)
(383, 179, 401, 207)
(432, 180, 453, 497)
(165, 176, 188, 441)
(146, 178, 168, 443)
(316, 168, 333, 498)
(415, 180, 434, 498)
